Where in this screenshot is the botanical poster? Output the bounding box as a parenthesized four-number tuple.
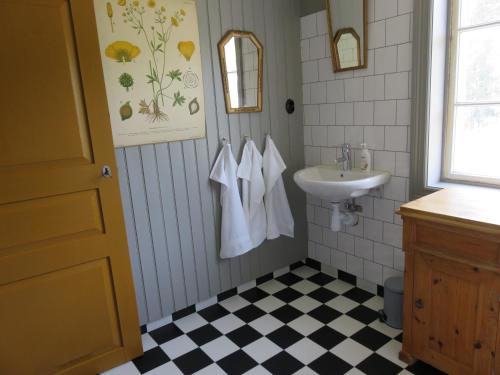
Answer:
(94, 0, 205, 147)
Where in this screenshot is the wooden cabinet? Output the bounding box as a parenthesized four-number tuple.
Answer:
(399, 188, 500, 375)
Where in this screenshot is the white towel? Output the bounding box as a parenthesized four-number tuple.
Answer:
(237, 139, 267, 248)
(210, 143, 253, 258)
(263, 135, 294, 239)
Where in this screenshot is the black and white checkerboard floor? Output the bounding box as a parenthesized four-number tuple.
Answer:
(103, 263, 445, 375)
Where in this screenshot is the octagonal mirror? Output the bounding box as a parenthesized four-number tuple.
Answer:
(326, 0, 368, 72)
(334, 28, 361, 70)
(218, 30, 263, 113)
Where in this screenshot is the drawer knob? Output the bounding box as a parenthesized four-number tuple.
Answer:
(415, 298, 424, 309)
(474, 341, 482, 350)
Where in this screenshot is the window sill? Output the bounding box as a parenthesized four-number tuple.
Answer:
(428, 180, 500, 193)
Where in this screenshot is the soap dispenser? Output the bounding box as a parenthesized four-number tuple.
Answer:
(360, 143, 371, 172)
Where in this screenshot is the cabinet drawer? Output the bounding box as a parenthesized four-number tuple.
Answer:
(415, 223, 499, 264)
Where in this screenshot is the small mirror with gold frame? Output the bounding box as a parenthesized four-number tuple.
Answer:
(326, 0, 368, 72)
(333, 28, 361, 70)
(218, 30, 263, 113)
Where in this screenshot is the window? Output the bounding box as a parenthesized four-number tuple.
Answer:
(410, 0, 500, 197)
(225, 37, 240, 108)
(443, 0, 500, 185)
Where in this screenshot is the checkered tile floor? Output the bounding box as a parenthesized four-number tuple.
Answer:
(103, 264, 445, 375)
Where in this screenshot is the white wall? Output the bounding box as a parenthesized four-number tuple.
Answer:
(300, 0, 413, 291)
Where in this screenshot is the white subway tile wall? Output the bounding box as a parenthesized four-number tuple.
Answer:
(301, 0, 412, 288)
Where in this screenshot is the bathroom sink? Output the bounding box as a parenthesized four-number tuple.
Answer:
(293, 165, 390, 202)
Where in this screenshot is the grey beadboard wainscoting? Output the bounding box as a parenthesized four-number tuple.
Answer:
(114, 0, 306, 325)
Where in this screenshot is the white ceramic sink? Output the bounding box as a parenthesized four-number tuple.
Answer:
(294, 165, 391, 202)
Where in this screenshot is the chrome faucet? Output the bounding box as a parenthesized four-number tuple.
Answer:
(336, 143, 352, 171)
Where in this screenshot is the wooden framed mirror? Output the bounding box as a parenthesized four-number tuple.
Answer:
(326, 0, 368, 72)
(218, 30, 263, 113)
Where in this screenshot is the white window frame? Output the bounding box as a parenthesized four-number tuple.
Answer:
(442, 0, 500, 186)
(410, 0, 500, 199)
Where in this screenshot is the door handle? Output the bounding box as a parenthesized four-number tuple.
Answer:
(415, 298, 424, 309)
(102, 165, 112, 178)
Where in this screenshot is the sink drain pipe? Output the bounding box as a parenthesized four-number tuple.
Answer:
(330, 202, 359, 232)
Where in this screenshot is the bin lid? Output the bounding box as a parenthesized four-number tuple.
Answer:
(384, 276, 403, 294)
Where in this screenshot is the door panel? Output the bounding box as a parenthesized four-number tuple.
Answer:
(0, 0, 92, 167)
(0, 0, 142, 374)
(0, 260, 120, 375)
(0, 190, 104, 249)
(412, 251, 500, 374)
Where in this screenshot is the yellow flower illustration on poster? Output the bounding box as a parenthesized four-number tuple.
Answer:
(105, 41, 141, 62)
(178, 41, 195, 61)
(94, 0, 205, 147)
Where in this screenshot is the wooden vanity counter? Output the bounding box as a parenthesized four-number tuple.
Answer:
(398, 188, 500, 375)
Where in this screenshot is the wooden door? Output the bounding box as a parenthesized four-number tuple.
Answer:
(0, 1, 142, 374)
(412, 250, 500, 375)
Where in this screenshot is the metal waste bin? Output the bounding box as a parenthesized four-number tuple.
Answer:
(378, 276, 403, 329)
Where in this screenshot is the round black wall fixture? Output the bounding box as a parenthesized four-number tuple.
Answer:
(285, 99, 295, 114)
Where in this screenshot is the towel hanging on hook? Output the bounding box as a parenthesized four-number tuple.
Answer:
(263, 134, 294, 239)
(237, 138, 266, 248)
(210, 141, 253, 258)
